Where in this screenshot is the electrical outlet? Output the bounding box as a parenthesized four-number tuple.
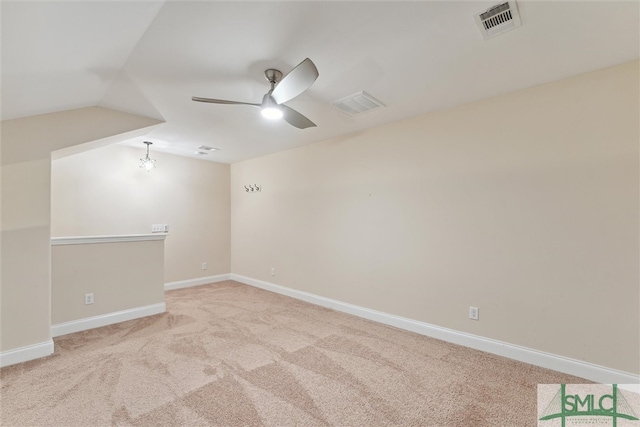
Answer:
(202, 262, 207, 270)
(85, 293, 94, 305)
(469, 306, 479, 320)
(270, 267, 275, 276)
(151, 224, 165, 233)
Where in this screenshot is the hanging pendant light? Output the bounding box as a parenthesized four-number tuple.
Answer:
(139, 141, 156, 172)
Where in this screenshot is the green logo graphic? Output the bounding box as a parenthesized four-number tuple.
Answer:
(539, 384, 639, 427)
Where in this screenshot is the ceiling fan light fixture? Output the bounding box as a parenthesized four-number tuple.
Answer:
(260, 95, 283, 120)
(261, 106, 283, 120)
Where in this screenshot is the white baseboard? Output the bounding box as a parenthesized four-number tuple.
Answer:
(230, 274, 639, 388)
(0, 340, 54, 368)
(51, 302, 166, 337)
(165, 274, 231, 291)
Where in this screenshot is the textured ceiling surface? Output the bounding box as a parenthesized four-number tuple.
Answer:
(2, 1, 638, 163)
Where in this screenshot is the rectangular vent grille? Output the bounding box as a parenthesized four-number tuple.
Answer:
(331, 91, 385, 116)
(474, 1, 521, 40)
(197, 145, 218, 151)
(481, 6, 512, 30)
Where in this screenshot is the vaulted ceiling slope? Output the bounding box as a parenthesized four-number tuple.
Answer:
(2, 1, 638, 163)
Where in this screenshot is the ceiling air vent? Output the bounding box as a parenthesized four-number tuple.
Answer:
(331, 91, 385, 116)
(474, 1, 521, 40)
(197, 145, 219, 151)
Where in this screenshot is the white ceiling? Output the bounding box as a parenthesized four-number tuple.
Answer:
(2, 1, 638, 164)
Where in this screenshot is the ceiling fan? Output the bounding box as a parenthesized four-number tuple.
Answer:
(192, 58, 319, 129)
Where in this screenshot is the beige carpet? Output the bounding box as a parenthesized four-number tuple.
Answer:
(1, 280, 585, 426)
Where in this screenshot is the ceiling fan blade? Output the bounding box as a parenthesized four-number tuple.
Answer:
(192, 96, 260, 106)
(281, 105, 316, 129)
(271, 58, 319, 105)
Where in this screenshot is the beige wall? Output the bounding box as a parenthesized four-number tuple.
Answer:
(1, 159, 52, 349)
(51, 144, 231, 282)
(231, 61, 640, 374)
(52, 239, 165, 324)
(0, 107, 162, 352)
